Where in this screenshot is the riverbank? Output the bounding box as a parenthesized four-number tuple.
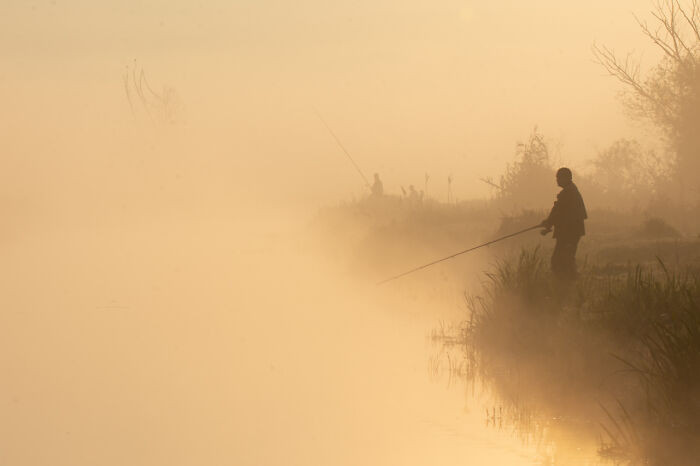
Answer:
(311, 196, 698, 281)
(438, 248, 700, 465)
(313, 197, 700, 464)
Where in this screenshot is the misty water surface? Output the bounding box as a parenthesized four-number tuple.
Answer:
(0, 212, 610, 465)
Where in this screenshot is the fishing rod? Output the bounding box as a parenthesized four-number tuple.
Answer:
(377, 224, 541, 285)
(313, 107, 372, 190)
(479, 177, 504, 191)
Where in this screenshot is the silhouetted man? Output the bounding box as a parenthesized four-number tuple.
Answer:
(540, 167, 587, 281)
(407, 185, 422, 207)
(371, 173, 384, 197)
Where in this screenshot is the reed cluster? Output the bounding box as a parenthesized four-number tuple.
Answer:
(460, 248, 700, 464)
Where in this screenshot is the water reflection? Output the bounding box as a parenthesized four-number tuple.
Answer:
(429, 337, 622, 465)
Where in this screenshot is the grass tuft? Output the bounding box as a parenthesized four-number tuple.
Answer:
(442, 247, 700, 464)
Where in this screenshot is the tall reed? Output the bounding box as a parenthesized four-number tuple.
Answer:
(458, 248, 700, 464)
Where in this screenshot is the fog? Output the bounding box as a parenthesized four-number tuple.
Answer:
(1, 1, 687, 465)
(2, 214, 551, 465)
(3, 0, 655, 212)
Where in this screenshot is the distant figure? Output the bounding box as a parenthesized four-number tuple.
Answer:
(408, 185, 419, 202)
(371, 173, 384, 197)
(540, 167, 587, 281)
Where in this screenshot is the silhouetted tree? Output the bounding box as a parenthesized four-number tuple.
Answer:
(497, 127, 556, 210)
(590, 139, 671, 207)
(593, 0, 700, 203)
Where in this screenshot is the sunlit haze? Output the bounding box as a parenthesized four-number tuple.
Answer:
(3, 1, 656, 211)
(2, 1, 697, 465)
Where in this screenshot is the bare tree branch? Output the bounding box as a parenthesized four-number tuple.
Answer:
(676, 0, 700, 42)
(592, 44, 651, 99)
(594, 1, 700, 198)
(636, 13, 680, 61)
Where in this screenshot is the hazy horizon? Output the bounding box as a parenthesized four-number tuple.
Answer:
(3, 2, 698, 465)
(2, 1, 662, 220)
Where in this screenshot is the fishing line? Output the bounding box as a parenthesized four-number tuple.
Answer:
(377, 224, 541, 285)
(313, 107, 372, 189)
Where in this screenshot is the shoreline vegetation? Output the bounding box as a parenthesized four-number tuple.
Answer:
(442, 248, 700, 464)
(312, 194, 700, 464)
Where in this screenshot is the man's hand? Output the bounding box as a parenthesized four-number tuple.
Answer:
(539, 220, 552, 236)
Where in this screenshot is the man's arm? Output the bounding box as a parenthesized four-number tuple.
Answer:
(540, 190, 566, 235)
(541, 199, 558, 228)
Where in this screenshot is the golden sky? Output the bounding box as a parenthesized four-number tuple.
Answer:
(1, 1, 661, 211)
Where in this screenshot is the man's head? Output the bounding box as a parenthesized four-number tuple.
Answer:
(556, 167, 573, 187)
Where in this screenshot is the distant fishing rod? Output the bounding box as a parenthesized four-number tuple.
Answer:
(313, 107, 372, 190)
(377, 224, 541, 285)
(479, 177, 504, 191)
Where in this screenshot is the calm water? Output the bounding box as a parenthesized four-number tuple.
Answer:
(0, 216, 604, 465)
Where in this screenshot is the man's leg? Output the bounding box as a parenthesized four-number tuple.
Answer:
(551, 240, 564, 277)
(551, 236, 580, 281)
